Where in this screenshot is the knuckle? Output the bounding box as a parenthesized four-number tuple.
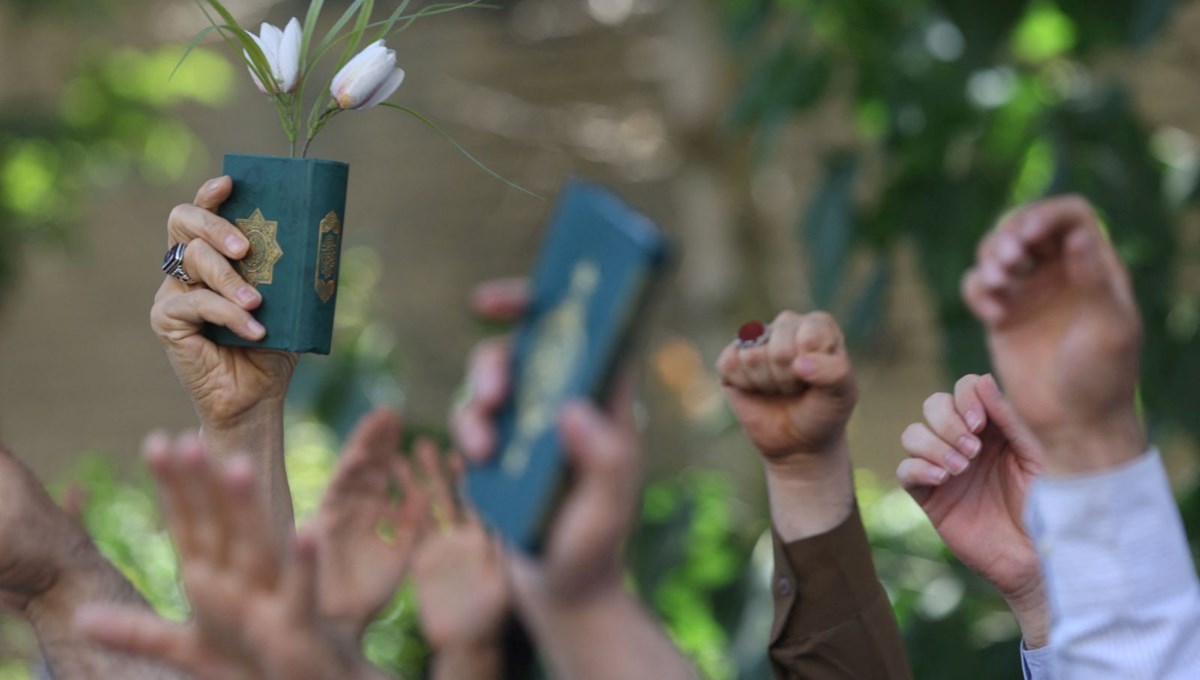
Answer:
(922, 392, 949, 414)
(900, 424, 924, 449)
(773, 309, 800, 326)
(955, 374, 980, 393)
(167, 204, 188, 228)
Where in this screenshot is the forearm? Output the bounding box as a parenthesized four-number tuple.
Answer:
(28, 542, 182, 679)
(431, 643, 503, 680)
(200, 400, 294, 539)
(1027, 449, 1200, 678)
(763, 440, 854, 542)
(513, 578, 697, 680)
(768, 505, 911, 680)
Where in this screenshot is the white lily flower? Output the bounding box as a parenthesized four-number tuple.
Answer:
(331, 40, 406, 110)
(245, 17, 302, 95)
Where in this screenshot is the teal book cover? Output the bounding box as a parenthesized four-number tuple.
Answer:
(465, 180, 674, 553)
(205, 154, 349, 355)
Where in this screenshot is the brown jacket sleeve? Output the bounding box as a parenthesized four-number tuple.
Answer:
(768, 505, 911, 680)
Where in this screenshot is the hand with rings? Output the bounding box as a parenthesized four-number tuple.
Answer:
(151, 176, 299, 436)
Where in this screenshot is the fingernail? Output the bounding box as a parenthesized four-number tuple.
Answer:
(247, 319, 266, 339)
(237, 287, 259, 305)
(965, 409, 984, 432)
(204, 178, 221, 195)
(933, 468, 949, 483)
(795, 357, 816, 376)
(227, 235, 249, 256)
(958, 435, 981, 458)
(945, 451, 969, 474)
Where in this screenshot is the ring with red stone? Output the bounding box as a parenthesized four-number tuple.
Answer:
(736, 320, 770, 349)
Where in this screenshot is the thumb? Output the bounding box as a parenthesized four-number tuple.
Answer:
(559, 401, 637, 497)
(976, 375, 1044, 465)
(1063, 225, 1118, 303)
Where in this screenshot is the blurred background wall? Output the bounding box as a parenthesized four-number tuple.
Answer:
(3, 0, 1200, 678)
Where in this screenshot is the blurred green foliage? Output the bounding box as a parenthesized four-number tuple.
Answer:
(0, 0, 232, 298)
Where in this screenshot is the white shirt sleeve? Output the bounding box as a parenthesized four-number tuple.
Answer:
(1025, 449, 1200, 680)
(1020, 641, 1054, 679)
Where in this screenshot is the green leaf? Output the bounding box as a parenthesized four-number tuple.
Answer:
(373, 0, 414, 43)
(380, 103, 541, 199)
(193, 0, 277, 95)
(301, 0, 325, 69)
(313, 0, 367, 70)
(386, 0, 488, 38)
(170, 24, 226, 81)
(336, 0, 376, 75)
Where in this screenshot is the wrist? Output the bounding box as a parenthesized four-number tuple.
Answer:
(763, 439, 855, 542)
(1038, 409, 1146, 476)
(1002, 578, 1050, 650)
(199, 397, 286, 440)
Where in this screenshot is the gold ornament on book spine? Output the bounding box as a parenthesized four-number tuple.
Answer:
(315, 211, 341, 303)
(235, 209, 283, 286)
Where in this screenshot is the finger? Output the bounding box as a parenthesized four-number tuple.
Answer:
(144, 431, 197, 556)
(715, 342, 754, 391)
(976, 374, 1044, 464)
(391, 457, 430, 537)
(764, 312, 802, 394)
(1015, 194, 1096, 247)
(283, 530, 319, 620)
(167, 202, 249, 260)
(555, 401, 639, 559)
(952, 375, 987, 435)
(992, 231, 1034, 277)
(418, 439, 460, 527)
(792, 351, 852, 391)
(175, 433, 220, 559)
(923, 389, 980, 459)
(961, 268, 1007, 325)
(793, 312, 842, 354)
(468, 338, 513, 413)
(193, 176, 232, 212)
(896, 458, 950, 505)
(152, 288, 266, 342)
(182, 239, 261, 310)
(75, 605, 194, 667)
(344, 407, 404, 470)
(452, 403, 496, 464)
(604, 369, 638, 434)
(736, 343, 776, 394)
(900, 422, 969, 476)
(222, 456, 279, 587)
(471, 278, 530, 322)
(977, 258, 1011, 292)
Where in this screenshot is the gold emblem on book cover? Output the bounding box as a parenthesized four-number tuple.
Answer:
(501, 260, 600, 477)
(235, 209, 283, 286)
(315, 211, 341, 304)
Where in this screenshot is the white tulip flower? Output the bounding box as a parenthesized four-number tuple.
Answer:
(331, 40, 406, 111)
(246, 17, 302, 95)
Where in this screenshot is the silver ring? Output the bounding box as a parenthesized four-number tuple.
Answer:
(161, 242, 195, 285)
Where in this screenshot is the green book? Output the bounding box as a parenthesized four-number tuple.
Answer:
(205, 154, 349, 355)
(465, 179, 675, 553)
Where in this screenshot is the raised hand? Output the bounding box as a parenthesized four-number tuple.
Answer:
(412, 448, 509, 679)
(962, 196, 1145, 473)
(152, 176, 298, 431)
(898, 374, 1048, 647)
(75, 434, 388, 680)
(452, 278, 696, 680)
(311, 408, 429, 641)
(715, 310, 857, 540)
